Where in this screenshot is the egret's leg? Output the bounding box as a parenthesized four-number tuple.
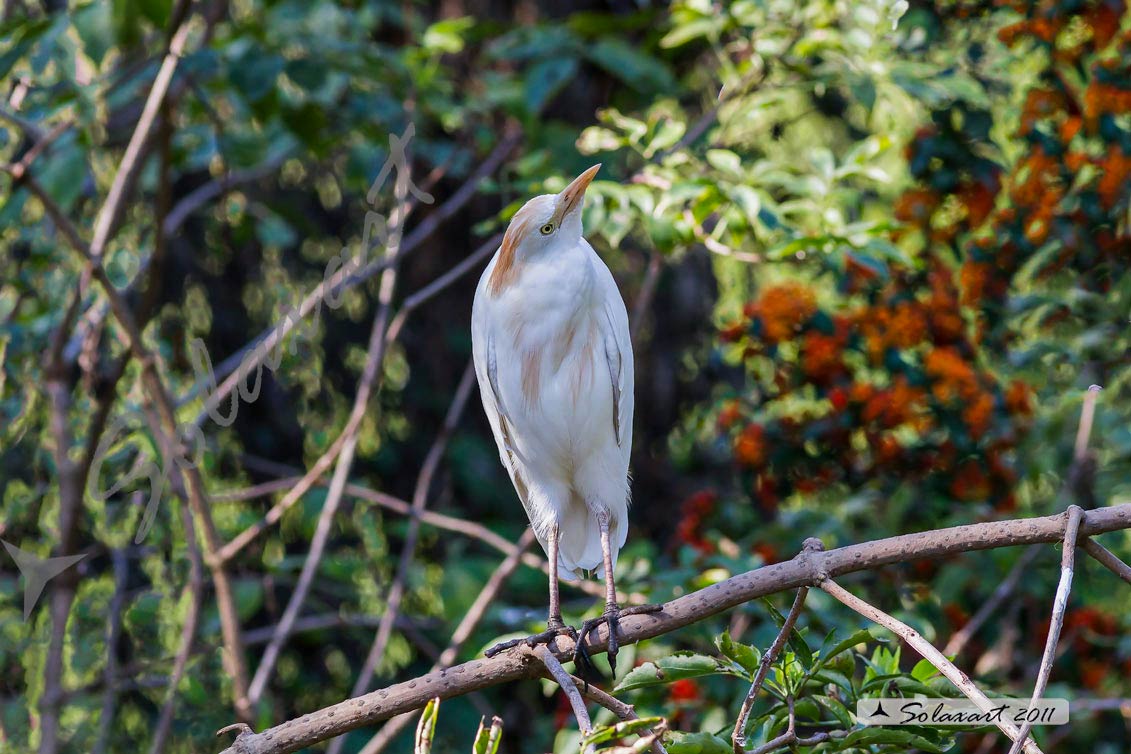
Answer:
(485, 525, 576, 657)
(546, 524, 565, 629)
(574, 510, 662, 673)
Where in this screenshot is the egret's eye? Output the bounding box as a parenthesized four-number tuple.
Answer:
(539, 222, 555, 235)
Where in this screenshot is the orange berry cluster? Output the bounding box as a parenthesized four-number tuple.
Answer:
(716, 270, 1031, 510)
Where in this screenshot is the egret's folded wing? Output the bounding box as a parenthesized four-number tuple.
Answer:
(471, 270, 536, 522)
(594, 269, 634, 454)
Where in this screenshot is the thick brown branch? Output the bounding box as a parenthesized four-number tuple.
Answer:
(215, 504, 1131, 754)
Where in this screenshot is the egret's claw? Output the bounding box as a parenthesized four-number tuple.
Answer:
(573, 603, 664, 673)
(485, 621, 578, 658)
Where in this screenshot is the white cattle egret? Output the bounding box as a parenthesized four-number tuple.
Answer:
(472, 164, 657, 667)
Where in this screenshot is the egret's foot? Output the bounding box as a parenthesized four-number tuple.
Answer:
(485, 621, 578, 658)
(574, 603, 664, 672)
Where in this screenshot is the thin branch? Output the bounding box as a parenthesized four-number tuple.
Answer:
(88, 20, 193, 262)
(215, 504, 1131, 754)
(943, 544, 1043, 657)
(163, 156, 288, 236)
(733, 585, 809, 754)
(537, 645, 593, 735)
(149, 501, 206, 754)
(682, 210, 761, 264)
(0, 99, 45, 140)
(384, 234, 501, 343)
(2, 166, 89, 254)
(356, 529, 537, 754)
(341, 362, 477, 702)
(629, 251, 663, 345)
(820, 578, 1042, 754)
(569, 676, 669, 754)
(184, 127, 522, 417)
(232, 457, 615, 602)
(1073, 385, 1102, 461)
(1007, 505, 1085, 754)
(93, 549, 129, 754)
(247, 154, 414, 705)
(6, 118, 71, 180)
(1081, 538, 1131, 584)
(39, 355, 84, 754)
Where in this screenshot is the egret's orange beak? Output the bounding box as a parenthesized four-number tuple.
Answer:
(556, 164, 601, 222)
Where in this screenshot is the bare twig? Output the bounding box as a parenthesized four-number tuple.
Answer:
(1081, 538, 1131, 584)
(568, 676, 668, 754)
(384, 234, 501, 343)
(944, 545, 1043, 657)
(342, 362, 477, 701)
(537, 645, 593, 736)
(6, 118, 71, 180)
(1073, 385, 1102, 461)
(163, 156, 288, 236)
(820, 578, 1042, 754)
(1, 167, 88, 254)
(93, 549, 129, 754)
(683, 210, 761, 264)
(630, 251, 663, 344)
(215, 505, 1131, 754)
(149, 502, 206, 754)
(1007, 505, 1085, 754)
(733, 586, 809, 753)
(355, 529, 537, 754)
(39, 351, 85, 754)
(247, 153, 414, 705)
(232, 457, 615, 602)
(87, 21, 193, 263)
(185, 127, 522, 417)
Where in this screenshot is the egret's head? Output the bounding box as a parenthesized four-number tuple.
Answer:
(504, 164, 601, 256)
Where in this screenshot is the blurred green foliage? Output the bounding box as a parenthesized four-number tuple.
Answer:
(1, 0, 1129, 753)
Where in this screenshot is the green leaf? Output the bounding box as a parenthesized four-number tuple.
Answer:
(136, 0, 171, 27)
(34, 143, 87, 213)
(816, 629, 873, 668)
(585, 38, 674, 92)
(706, 149, 742, 177)
(229, 49, 284, 103)
(665, 731, 732, 754)
(643, 118, 686, 157)
(254, 209, 297, 249)
(615, 653, 737, 692)
(911, 658, 940, 682)
(659, 17, 722, 49)
(761, 598, 812, 668)
(423, 16, 474, 54)
(717, 631, 761, 676)
(841, 727, 947, 753)
(524, 57, 579, 115)
(471, 715, 503, 754)
(414, 697, 439, 754)
(814, 694, 855, 728)
(583, 717, 665, 746)
(72, 4, 114, 67)
(578, 126, 623, 154)
(809, 669, 855, 693)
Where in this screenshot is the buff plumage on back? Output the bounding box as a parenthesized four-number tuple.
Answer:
(487, 205, 538, 296)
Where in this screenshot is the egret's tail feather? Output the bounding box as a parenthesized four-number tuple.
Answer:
(556, 495, 627, 581)
(557, 495, 602, 578)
